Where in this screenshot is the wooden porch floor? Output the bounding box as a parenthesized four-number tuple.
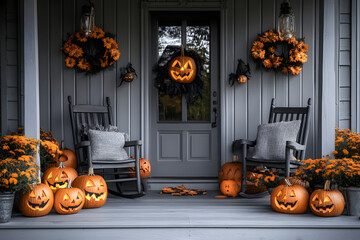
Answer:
(1, 191, 360, 240)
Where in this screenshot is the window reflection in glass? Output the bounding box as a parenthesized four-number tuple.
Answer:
(186, 26, 211, 122)
(158, 26, 182, 121)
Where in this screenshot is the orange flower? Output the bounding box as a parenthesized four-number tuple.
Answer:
(75, 31, 87, 42)
(109, 49, 120, 61)
(343, 149, 349, 155)
(90, 26, 105, 39)
(263, 59, 273, 68)
(103, 37, 114, 49)
(268, 46, 276, 53)
(281, 67, 288, 73)
(65, 57, 76, 68)
(288, 66, 302, 75)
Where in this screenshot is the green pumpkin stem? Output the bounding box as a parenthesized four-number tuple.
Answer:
(324, 180, 331, 191)
(88, 168, 95, 176)
(181, 44, 185, 57)
(284, 178, 292, 187)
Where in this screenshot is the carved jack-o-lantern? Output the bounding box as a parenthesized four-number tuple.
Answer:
(128, 158, 151, 178)
(271, 179, 309, 214)
(309, 180, 345, 217)
(72, 168, 108, 208)
(54, 179, 85, 215)
(237, 75, 247, 84)
(168, 45, 196, 84)
(18, 183, 54, 217)
(42, 162, 78, 194)
(218, 162, 242, 183)
(220, 180, 241, 197)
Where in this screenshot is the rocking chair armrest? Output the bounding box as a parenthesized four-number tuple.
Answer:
(75, 141, 90, 149)
(238, 139, 256, 146)
(232, 139, 256, 154)
(286, 141, 306, 151)
(124, 140, 142, 147)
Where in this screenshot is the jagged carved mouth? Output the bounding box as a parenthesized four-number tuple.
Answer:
(84, 190, 106, 201)
(276, 199, 298, 210)
(312, 204, 334, 213)
(47, 180, 68, 189)
(28, 199, 50, 210)
(60, 201, 82, 211)
(170, 71, 192, 80)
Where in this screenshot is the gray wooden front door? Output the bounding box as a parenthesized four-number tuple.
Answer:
(150, 13, 220, 178)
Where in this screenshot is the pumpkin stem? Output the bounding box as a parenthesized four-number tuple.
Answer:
(232, 155, 239, 162)
(180, 44, 185, 57)
(284, 178, 292, 187)
(88, 167, 95, 176)
(324, 180, 331, 191)
(67, 178, 72, 189)
(59, 161, 65, 168)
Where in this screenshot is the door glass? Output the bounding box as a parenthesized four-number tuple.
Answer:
(186, 26, 211, 122)
(158, 26, 182, 121)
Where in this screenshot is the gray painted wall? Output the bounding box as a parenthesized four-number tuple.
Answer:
(0, 0, 355, 160)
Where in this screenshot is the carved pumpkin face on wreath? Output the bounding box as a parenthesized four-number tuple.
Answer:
(72, 171, 108, 209)
(271, 179, 309, 214)
(237, 75, 247, 84)
(54, 179, 85, 215)
(123, 72, 135, 82)
(18, 183, 54, 217)
(309, 180, 345, 217)
(168, 45, 196, 84)
(220, 180, 241, 197)
(42, 162, 78, 194)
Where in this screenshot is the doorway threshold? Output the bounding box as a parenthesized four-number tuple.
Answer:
(146, 177, 219, 191)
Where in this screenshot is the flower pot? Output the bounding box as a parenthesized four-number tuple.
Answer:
(344, 187, 360, 216)
(0, 192, 15, 223)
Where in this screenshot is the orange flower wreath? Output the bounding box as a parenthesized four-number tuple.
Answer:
(251, 29, 308, 75)
(61, 27, 120, 74)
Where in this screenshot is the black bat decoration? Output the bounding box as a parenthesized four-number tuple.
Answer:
(228, 59, 251, 86)
(120, 63, 137, 86)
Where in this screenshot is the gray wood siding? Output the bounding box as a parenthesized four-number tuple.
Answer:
(0, 0, 20, 134)
(337, 0, 352, 130)
(37, 0, 141, 147)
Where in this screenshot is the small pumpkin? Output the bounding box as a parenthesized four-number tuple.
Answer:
(18, 183, 54, 217)
(128, 158, 151, 178)
(237, 75, 247, 84)
(42, 161, 78, 194)
(123, 72, 135, 82)
(271, 179, 309, 214)
(54, 141, 77, 169)
(168, 44, 197, 84)
(220, 180, 241, 197)
(72, 168, 108, 208)
(54, 179, 85, 215)
(309, 180, 345, 217)
(218, 161, 242, 183)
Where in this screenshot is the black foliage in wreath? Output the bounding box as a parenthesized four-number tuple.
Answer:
(153, 45, 204, 104)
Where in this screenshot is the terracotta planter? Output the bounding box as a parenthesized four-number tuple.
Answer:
(0, 192, 15, 223)
(343, 187, 360, 216)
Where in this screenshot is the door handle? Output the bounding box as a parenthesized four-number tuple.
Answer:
(211, 107, 217, 128)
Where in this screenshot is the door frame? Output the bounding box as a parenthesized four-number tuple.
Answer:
(140, 1, 232, 170)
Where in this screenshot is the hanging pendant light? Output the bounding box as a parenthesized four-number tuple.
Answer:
(80, 0, 95, 36)
(277, 0, 295, 39)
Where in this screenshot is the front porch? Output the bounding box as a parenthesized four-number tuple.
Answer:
(2, 191, 360, 239)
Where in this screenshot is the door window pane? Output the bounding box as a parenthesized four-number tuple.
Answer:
(158, 26, 182, 121)
(186, 26, 211, 122)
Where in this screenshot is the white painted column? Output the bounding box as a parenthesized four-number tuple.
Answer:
(24, 0, 40, 175)
(320, 0, 336, 156)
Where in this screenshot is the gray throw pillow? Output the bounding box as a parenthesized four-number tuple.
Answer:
(88, 129, 129, 161)
(252, 120, 301, 161)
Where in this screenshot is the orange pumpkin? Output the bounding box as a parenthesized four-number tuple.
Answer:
(237, 75, 247, 84)
(168, 45, 196, 84)
(72, 168, 108, 208)
(53, 141, 77, 169)
(18, 183, 54, 217)
(220, 180, 241, 197)
(54, 179, 85, 215)
(128, 158, 151, 178)
(218, 162, 242, 183)
(309, 180, 345, 217)
(271, 179, 309, 214)
(42, 162, 78, 194)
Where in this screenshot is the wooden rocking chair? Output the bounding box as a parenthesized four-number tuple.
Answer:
(68, 96, 144, 198)
(233, 98, 312, 196)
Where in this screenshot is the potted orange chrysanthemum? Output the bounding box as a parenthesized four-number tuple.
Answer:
(0, 135, 39, 223)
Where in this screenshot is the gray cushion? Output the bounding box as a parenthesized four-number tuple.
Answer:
(252, 120, 301, 161)
(81, 124, 129, 141)
(88, 129, 129, 161)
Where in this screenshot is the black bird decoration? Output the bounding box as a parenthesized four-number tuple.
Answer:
(120, 63, 137, 86)
(228, 59, 251, 86)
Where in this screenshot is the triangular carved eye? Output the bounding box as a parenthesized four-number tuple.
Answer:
(312, 194, 319, 201)
(77, 193, 82, 200)
(290, 190, 296, 197)
(61, 171, 68, 178)
(42, 191, 47, 197)
(277, 191, 282, 197)
(63, 193, 70, 201)
(324, 196, 331, 203)
(47, 172, 53, 179)
(86, 180, 95, 187)
(29, 191, 35, 198)
(100, 181, 105, 187)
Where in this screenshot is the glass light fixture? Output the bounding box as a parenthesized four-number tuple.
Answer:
(277, 0, 295, 39)
(80, 0, 95, 36)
